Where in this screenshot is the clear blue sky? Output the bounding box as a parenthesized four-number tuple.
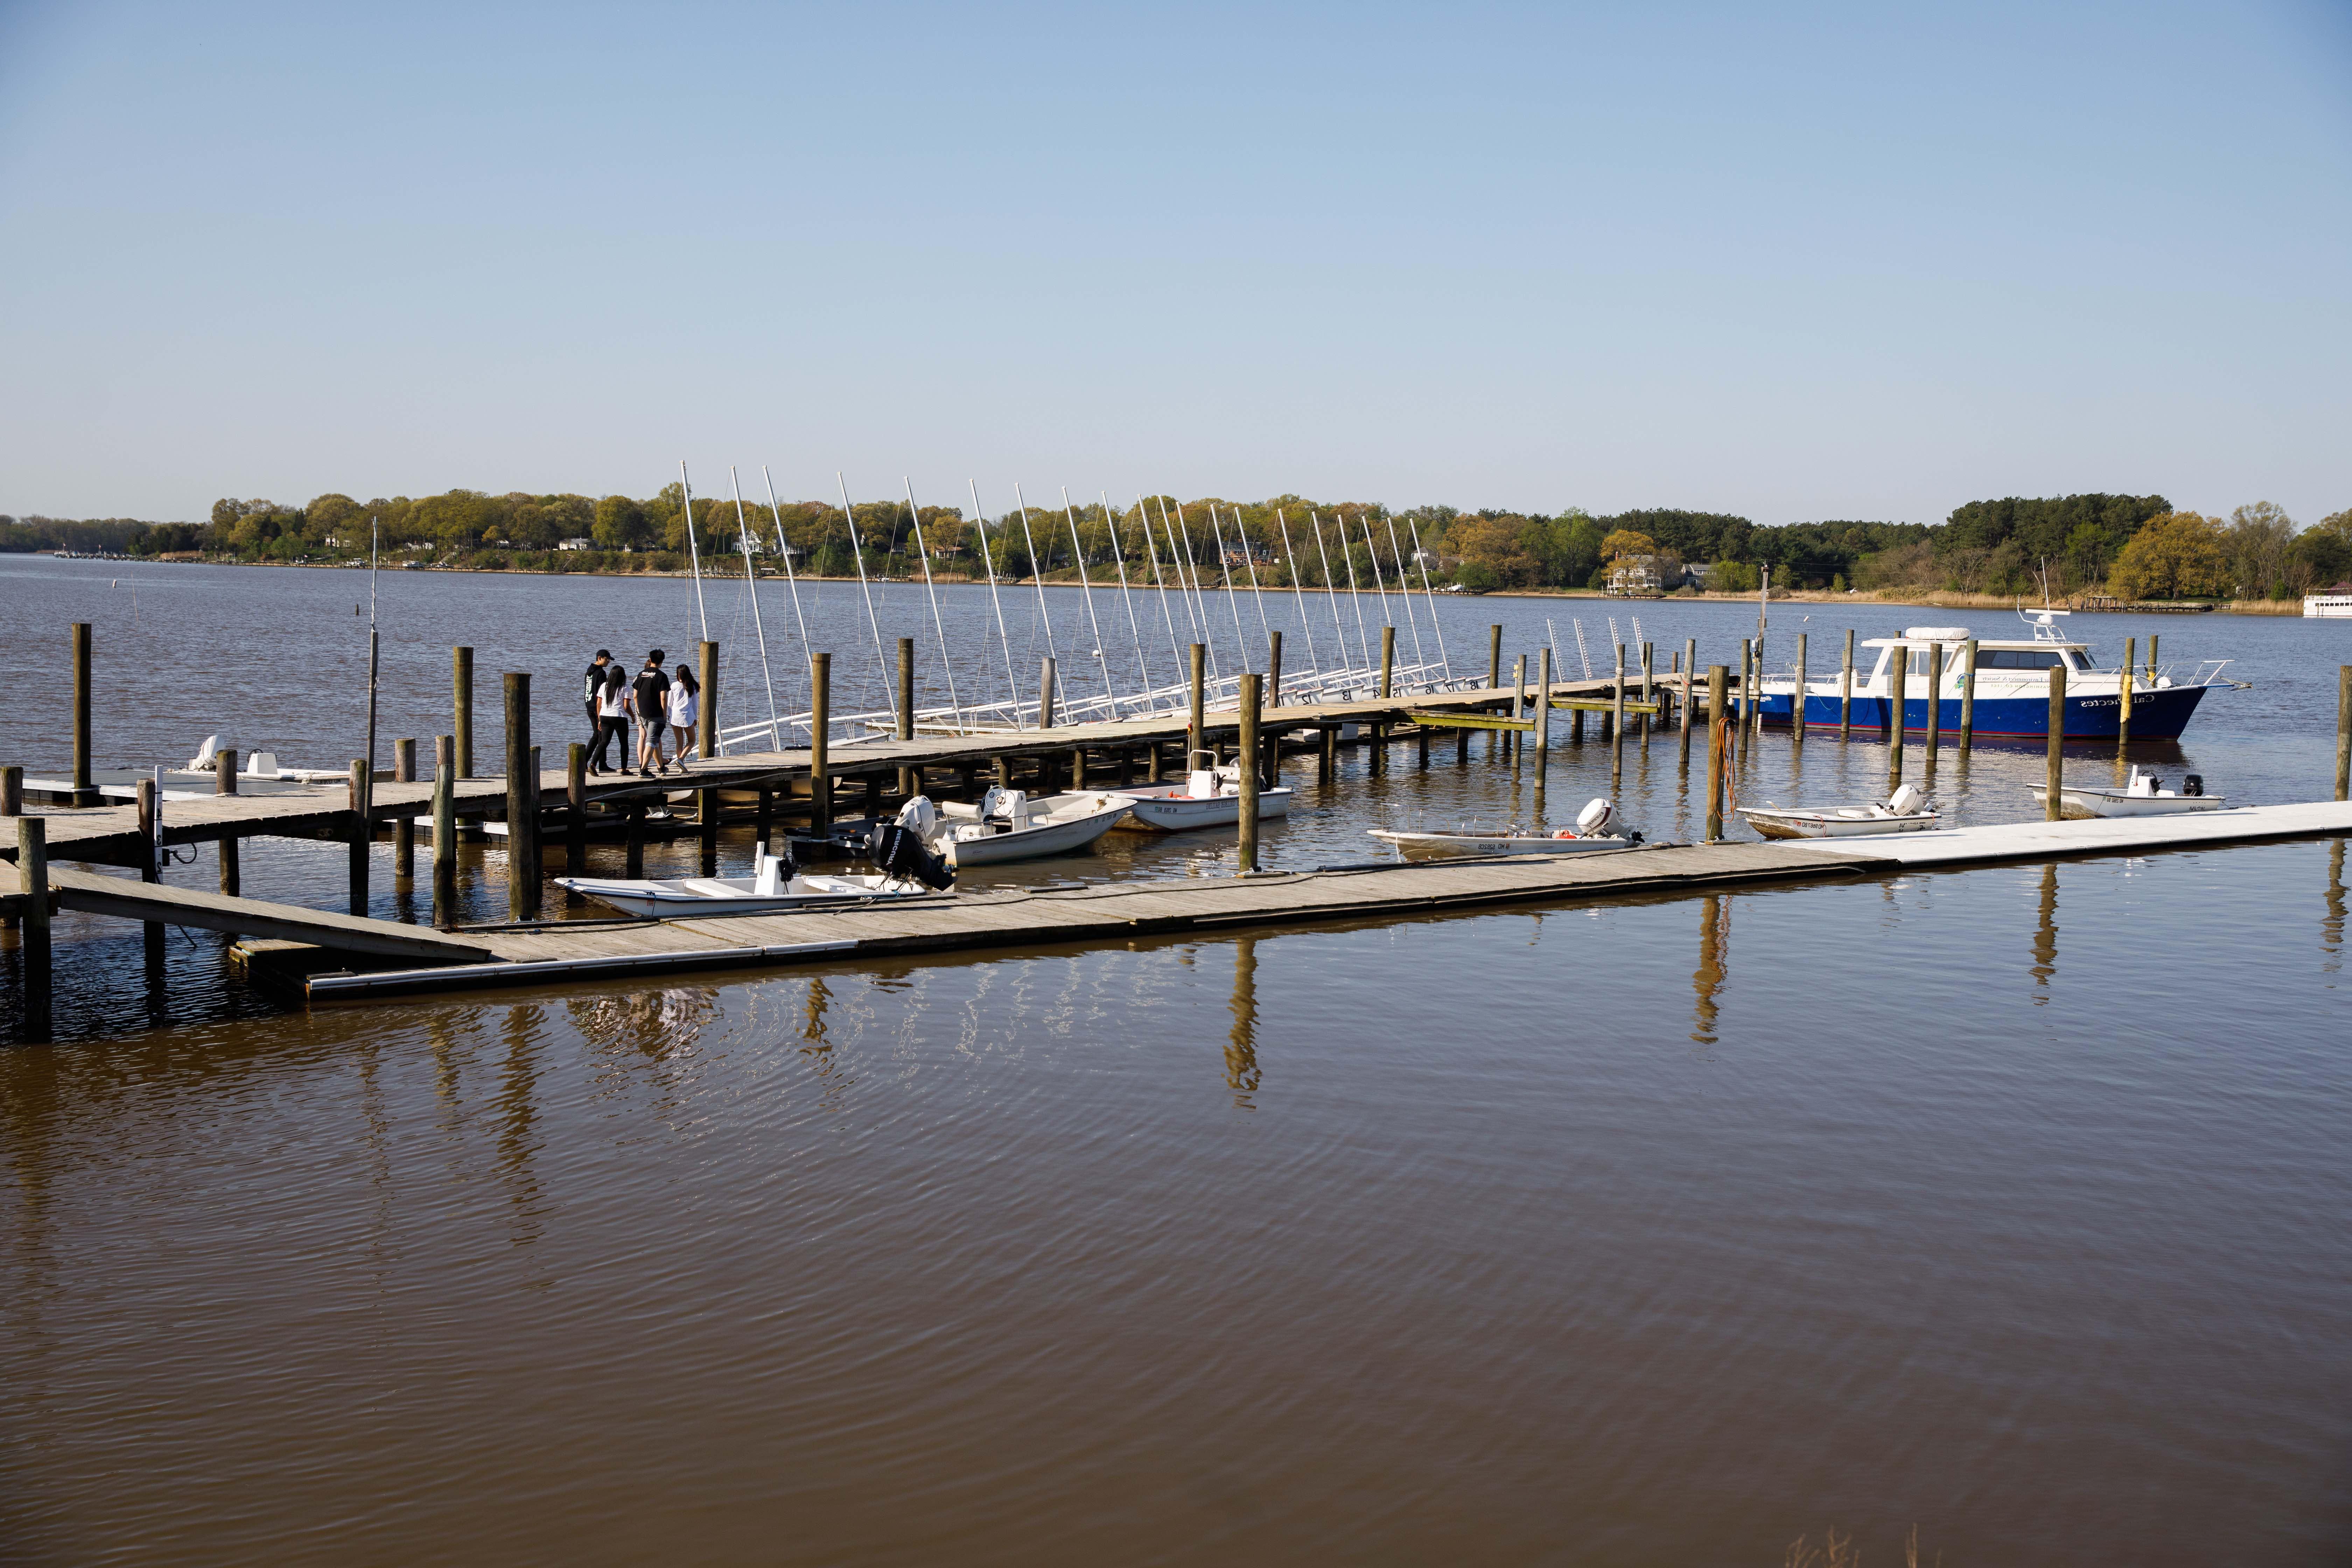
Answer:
(3, 1, 2347, 527)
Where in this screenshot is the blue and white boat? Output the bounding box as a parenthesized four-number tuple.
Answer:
(1754, 611, 2242, 740)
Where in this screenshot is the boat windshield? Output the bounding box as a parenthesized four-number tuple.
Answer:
(1975, 648, 2068, 670)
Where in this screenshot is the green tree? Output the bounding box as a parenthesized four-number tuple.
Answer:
(2224, 501, 2296, 598)
(593, 495, 653, 551)
(2108, 512, 2231, 600)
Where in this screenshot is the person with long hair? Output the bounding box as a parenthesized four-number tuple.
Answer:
(589, 664, 629, 775)
(667, 663, 701, 768)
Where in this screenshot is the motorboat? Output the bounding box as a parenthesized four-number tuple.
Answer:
(1115, 757, 1294, 832)
(165, 737, 351, 784)
(1752, 611, 2244, 739)
(913, 790, 1136, 868)
(1738, 784, 1941, 839)
(1369, 798, 1640, 857)
(2032, 766, 2224, 819)
(557, 823, 954, 917)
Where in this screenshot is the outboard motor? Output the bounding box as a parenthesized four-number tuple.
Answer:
(873, 821, 955, 890)
(896, 793, 940, 841)
(2183, 774, 2204, 797)
(752, 849, 797, 897)
(1576, 797, 1616, 837)
(1886, 783, 1924, 816)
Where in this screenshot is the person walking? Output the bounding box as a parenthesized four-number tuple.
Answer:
(633, 650, 672, 777)
(667, 663, 701, 768)
(581, 648, 612, 751)
(589, 664, 630, 775)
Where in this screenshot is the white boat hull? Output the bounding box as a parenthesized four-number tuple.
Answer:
(1117, 786, 1294, 832)
(941, 794, 1136, 867)
(2030, 788, 2226, 819)
(1367, 829, 1633, 857)
(555, 872, 939, 918)
(1737, 807, 1941, 840)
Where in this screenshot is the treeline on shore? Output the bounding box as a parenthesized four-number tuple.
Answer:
(7, 486, 2347, 600)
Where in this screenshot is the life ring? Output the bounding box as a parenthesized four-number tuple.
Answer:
(1553, 828, 1579, 839)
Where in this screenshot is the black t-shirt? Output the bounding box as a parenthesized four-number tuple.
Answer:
(583, 660, 609, 704)
(634, 666, 670, 719)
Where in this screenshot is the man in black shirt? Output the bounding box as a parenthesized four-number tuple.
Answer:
(633, 650, 671, 777)
(582, 649, 611, 750)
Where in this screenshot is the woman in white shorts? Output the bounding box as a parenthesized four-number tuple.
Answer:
(667, 664, 700, 768)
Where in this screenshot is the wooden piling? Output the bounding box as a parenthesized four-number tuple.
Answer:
(17, 817, 50, 1041)
(1680, 638, 1697, 767)
(1924, 643, 1942, 767)
(1704, 666, 1728, 842)
(1039, 656, 1058, 729)
(1488, 624, 1502, 691)
(566, 742, 587, 877)
(347, 757, 372, 917)
(1791, 634, 1807, 744)
(137, 777, 165, 962)
(453, 646, 475, 779)
(1380, 625, 1395, 700)
(1611, 645, 1626, 763)
(1188, 644, 1206, 765)
(1959, 639, 1978, 753)
(810, 653, 832, 835)
(2046, 665, 2066, 820)
(1237, 673, 1261, 874)
(395, 739, 416, 880)
(1735, 639, 1752, 769)
(897, 636, 917, 797)
(2336, 666, 2350, 801)
(1840, 629, 1855, 739)
(1535, 647, 1552, 769)
(432, 736, 455, 925)
(2148, 634, 2158, 681)
(1640, 642, 1655, 740)
(697, 640, 719, 760)
(1511, 655, 1527, 763)
(1268, 630, 1283, 706)
(71, 623, 96, 805)
(1885, 646, 1907, 790)
(2119, 636, 2134, 751)
(503, 674, 536, 920)
(1, 764, 18, 818)
(1320, 723, 1337, 781)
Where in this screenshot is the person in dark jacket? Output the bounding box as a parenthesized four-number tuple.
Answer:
(582, 649, 611, 750)
(633, 650, 672, 777)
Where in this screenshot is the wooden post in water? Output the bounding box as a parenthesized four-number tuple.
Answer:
(2118, 636, 2135, 752)
(1268, 630, 1283, 707)
(71, 623, 96, 805)
(1038, 657, 1058, 729)
(1640, 642, 1655, 741)
(1680, 638, 1697, 767)
(1188, 644, 1206, 767)
(697, 640, 719, 761)
(1237, 673, 1262, 874)
(1923, 643, 1943, 768)
(503, 674, 536, 919)
(214, 749, 240, 895)
(1379, 625, 1395, 699)
(1959, 639, 1979, 754)
(896, 636, 917, 798)
(136, 776, 164, 963)
(2045, 665, 2066, 820)
(2148, 634, 2158, 681)
(1885, 646, 1907, 791)
(1735, 639, 1752, 769)
(1704, 666, 1728, 842)
(347, 758, 372, 917)
(1320, 724, 1337, 782)
(1535, 646, 1552, 770)
(810, 653, 832, 836)
(2337, 666, 2351, 801)
(0, 764, 18, 819)
(1488, 624, 1503, 692)
(17, 817, 50, 1040)
(1791, 634, 1807, 746)
(391, 738, 416, 883)
(1839, 629, 1855, 739)
(565, 742, 586, 878)
(1610, 645, 1626, 767)
(1510, 655, 1527, 765)
(453, 646, 475, 779)
(432, 736, 456, 927)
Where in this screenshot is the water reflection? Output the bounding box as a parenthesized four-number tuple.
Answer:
(497, 1004, 546, 1259)
(2031, 864, 2059, 1002)
(2325, 839, 2344, 976)
(1691, 894, 1728, 1045)
(1226, 937, 1260, 1106)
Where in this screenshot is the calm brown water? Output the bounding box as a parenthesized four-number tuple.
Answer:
(4, 559, 2351, 1563)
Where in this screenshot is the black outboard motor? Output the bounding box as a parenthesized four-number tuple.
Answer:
(2183, 774, 2204, 797)
(873, 821, 955, 890)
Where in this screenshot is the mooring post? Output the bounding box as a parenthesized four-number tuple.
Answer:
(432, 736, 456, 927)
(392, 738, 416, 881)
(1038, 657, 1057, 730)
(2118, 635, 2135, 752)
(2337, 666, 2351, 801)
(1268, 630, 1284, 707)
(1510, 655, 1527, 764)
(623, 797, 645, 880)
(347, 757, 372, 917)
(71, 623, 96, 806)
(0, 764, 18, 819)
(1924, 643, 1943, 768)
(135, 776, 165, 964)
(1885, 646, 1908, 790)
(18, 817, 50, 1041)
(896, 636, 917, 798)
(1188, 644, 1206, 766)
(453, 646, 475, 778)
(697, 640, 719, 761)
(1704, 666, 1728, 842)
(1237, 673, 1262, 874)
(1640, 641, 1656, 741)
(2046, 665, 2066, 820)
(1535, 646, 1553, 770)
(206, 749, 239, 896)
(1735, 639, 1752, 769)
(1791, 634, 1807, 745)
(2148, 634, 2158, 681)
(1320, 724, 1337, 782)
(1840, 629, 1855, 739)
(810, 652, 832, 836)
(1611, 645, 1626, 765)
(1959, 639, 1978, 754)
(565, 742, 586, 877)
(1680, 638, 1697, 768)
(504, 673, 536, 920)
(1380, 625, 1395, 700)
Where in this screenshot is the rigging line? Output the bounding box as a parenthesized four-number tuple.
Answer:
(1012, 481, 1058, 671)
(1235, 505, 1276, 667)
(903, 477, 962, 734)
(1385, 513, 1429, 685)
(1361, 513, 1396, 684)
(1309, 511, 1351, 682)
(1154, 495, 1205, 655)
(1171, 500, 1223, 684)
(679, 461, 710, 644)
(1100, 489, 1155, 710)
(969, 479, 1026, 727)
(1338, 510, 1374, 678)
(728, 467, 783, 749)
(1138, 496, 1188, 706)
(757, 466, 812, 727)
(1407, 516, 1451, 677)
(1205, 504, 1252, 672)
(1276, 509, 1321, 681)
(1061, 486, 1117, 708)
(833, 472, 892, 717)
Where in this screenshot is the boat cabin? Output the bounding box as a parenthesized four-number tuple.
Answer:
(1856, 613, 2107, 690)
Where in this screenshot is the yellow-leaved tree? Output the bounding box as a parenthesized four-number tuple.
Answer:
(2107, 512, 2231, 600)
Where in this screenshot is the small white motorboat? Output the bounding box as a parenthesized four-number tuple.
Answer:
(2032, 766, 2224, 819)
(1115, 758, 1294, 832)
(918, 790, 1136, 868)
(1369, 798, 1640, 858)
(557, 850, 945, 919)
(1738, 784, 1941, 840)
(165, 739, 350, 784)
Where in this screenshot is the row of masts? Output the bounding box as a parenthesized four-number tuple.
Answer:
(668, 464, 1469, 754)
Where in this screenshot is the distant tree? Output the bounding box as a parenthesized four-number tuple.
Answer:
(2108, 512, 2231, 600)
(593, 495, 653, 551)
(1600, 529, 1656, 561)
(2290, 508, 2352, 590)
(2224, 501, 2296, 598)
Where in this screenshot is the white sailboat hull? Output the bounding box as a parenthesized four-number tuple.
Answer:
(941, 795, 1136, 867)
